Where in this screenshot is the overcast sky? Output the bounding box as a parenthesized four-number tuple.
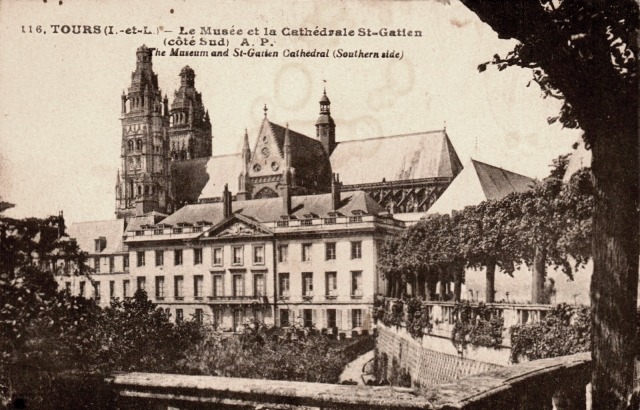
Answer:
(0, 0, 583, 224)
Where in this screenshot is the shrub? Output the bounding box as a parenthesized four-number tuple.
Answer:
(510, 303, 590, 363)
(451, 301, 504, 352)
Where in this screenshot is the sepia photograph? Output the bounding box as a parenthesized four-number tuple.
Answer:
(0, 0, 637, 409)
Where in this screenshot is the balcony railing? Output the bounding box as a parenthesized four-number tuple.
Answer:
(207, 295, 263, 304)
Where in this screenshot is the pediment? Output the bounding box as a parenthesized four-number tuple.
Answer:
(202, 214, 272, 239)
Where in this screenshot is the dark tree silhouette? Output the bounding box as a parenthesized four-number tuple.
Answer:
(459, 1, 638, 407)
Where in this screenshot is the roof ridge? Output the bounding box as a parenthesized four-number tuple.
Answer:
(336, 129, 446, 145)
(471, 158, 535, 180)
(72, 219, 124, 225)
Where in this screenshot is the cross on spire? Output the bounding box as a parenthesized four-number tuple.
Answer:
(263, 104, 268, 118)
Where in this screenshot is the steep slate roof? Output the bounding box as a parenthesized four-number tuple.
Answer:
(125, 213, 168, 232)
(330, 130, 463, 185)
(171, 153, 243, 203)
(472, 160, 535, 200)
(159, 191, 384, 226)
(67, 219, 126, 255)
(428, 158, 535, 215)
(268, 121, 332, 188)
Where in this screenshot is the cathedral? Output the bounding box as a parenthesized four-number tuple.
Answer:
(115, 45, 463, 222)
(58, 45, 542, 331)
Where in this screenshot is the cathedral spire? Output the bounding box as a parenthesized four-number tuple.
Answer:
(284, 123, 292, 169)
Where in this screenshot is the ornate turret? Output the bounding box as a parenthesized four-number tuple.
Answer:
(168, 65, 212, 160)
(315, 88, 336, 155)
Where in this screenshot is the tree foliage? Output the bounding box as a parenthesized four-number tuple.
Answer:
(177, 322, 375, 384)
(378, 164, 594, 303)
(510, 303, 591, 363)
(459, 1, 638, 406)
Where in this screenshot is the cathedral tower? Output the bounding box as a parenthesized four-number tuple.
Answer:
(168, 66, 212, 160)
(115, 45, 171, 219)
(315, 88, 336, 155)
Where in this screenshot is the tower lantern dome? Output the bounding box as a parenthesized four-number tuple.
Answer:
(315, 88, 336, 154)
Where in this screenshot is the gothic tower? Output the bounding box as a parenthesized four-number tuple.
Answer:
(315, 88, 336, 155)
(115, 45, 171, 219)
(168, 66, 212, 160)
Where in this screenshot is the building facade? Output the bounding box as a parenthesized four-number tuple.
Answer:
(60, 45, 486, 333)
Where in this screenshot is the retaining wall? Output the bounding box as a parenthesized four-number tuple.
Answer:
(376, 323, 503, 388)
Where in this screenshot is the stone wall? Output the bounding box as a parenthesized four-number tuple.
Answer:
(376, 323, 503, 388)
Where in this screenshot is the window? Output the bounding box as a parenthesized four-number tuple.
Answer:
(352, 309, 363, 328)
(94, 237, 106, 252)
(279, 273, 290, 298)
(351, 271, 363, 297)
(137, 276, 146, 291)
(213, 309, 222, 325)
(351, 241, 362, 259)
(325, 242, 336, 260)
(155, 250, 164, 266)
(254, 274, 265, 297)
(79, 281, 86, 297)
(174, 249, 183, 266)
(233, 309, 243, 330)
(137, 251, 145, 267)
(109, 256, 114, 273)
(302, 272, 313, 297)
(195, 308, 204, 323)
(327, 309, 337, 329)
(94, 257, 100, 273)
(123, 255, 130, 271)
(279, 309, 290, 327)
(123, 280, 130, 298)
(253, 245, 264, 265)
(194, 275, 204, 299)
(193, 248, 203, 265)
(303, 309, 313, 328)
(325, 272, 337, 297)
(109, 281, 115, 299)
(232, 275, 244, 297)
(302, 243, 312, 262)
(155, 276, 165, 299)
(94, 282, 101, 301)
(254, 309, 263, 323)
(232, 246, 243, 265)
(212, 274, 224, 297)
(212, 247, 223, 266)
(174, 276, 184, 299)
(277, 245, 288, 263)
(176, 309, 184, 323)
(127, 140, 134, 151)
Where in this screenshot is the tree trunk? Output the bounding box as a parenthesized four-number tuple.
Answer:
(485, 261, 496, 303)
(531, 247, 546, 304)
(453, 265, 463, 302)
(590, 125, 639, 410)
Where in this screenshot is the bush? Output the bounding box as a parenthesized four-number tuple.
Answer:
(451, 301, 504, 352)
(510, 303, 590, 363)
(178, 324, 375, 384)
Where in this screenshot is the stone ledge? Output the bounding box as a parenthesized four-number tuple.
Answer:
(111, 372, 436, 409)
(428, 352, 591, 408)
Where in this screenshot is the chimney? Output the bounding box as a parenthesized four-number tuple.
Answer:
(331, 173, 341, 211)
(223, 184, 233, 218)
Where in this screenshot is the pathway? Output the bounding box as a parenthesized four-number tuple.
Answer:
(339, 349, 374, 385)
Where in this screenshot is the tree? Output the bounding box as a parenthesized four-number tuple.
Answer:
(459, 1, 638, 407)
(457, 200, 519, 303)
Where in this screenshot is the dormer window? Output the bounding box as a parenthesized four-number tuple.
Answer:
(94, 237, 107, 252)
